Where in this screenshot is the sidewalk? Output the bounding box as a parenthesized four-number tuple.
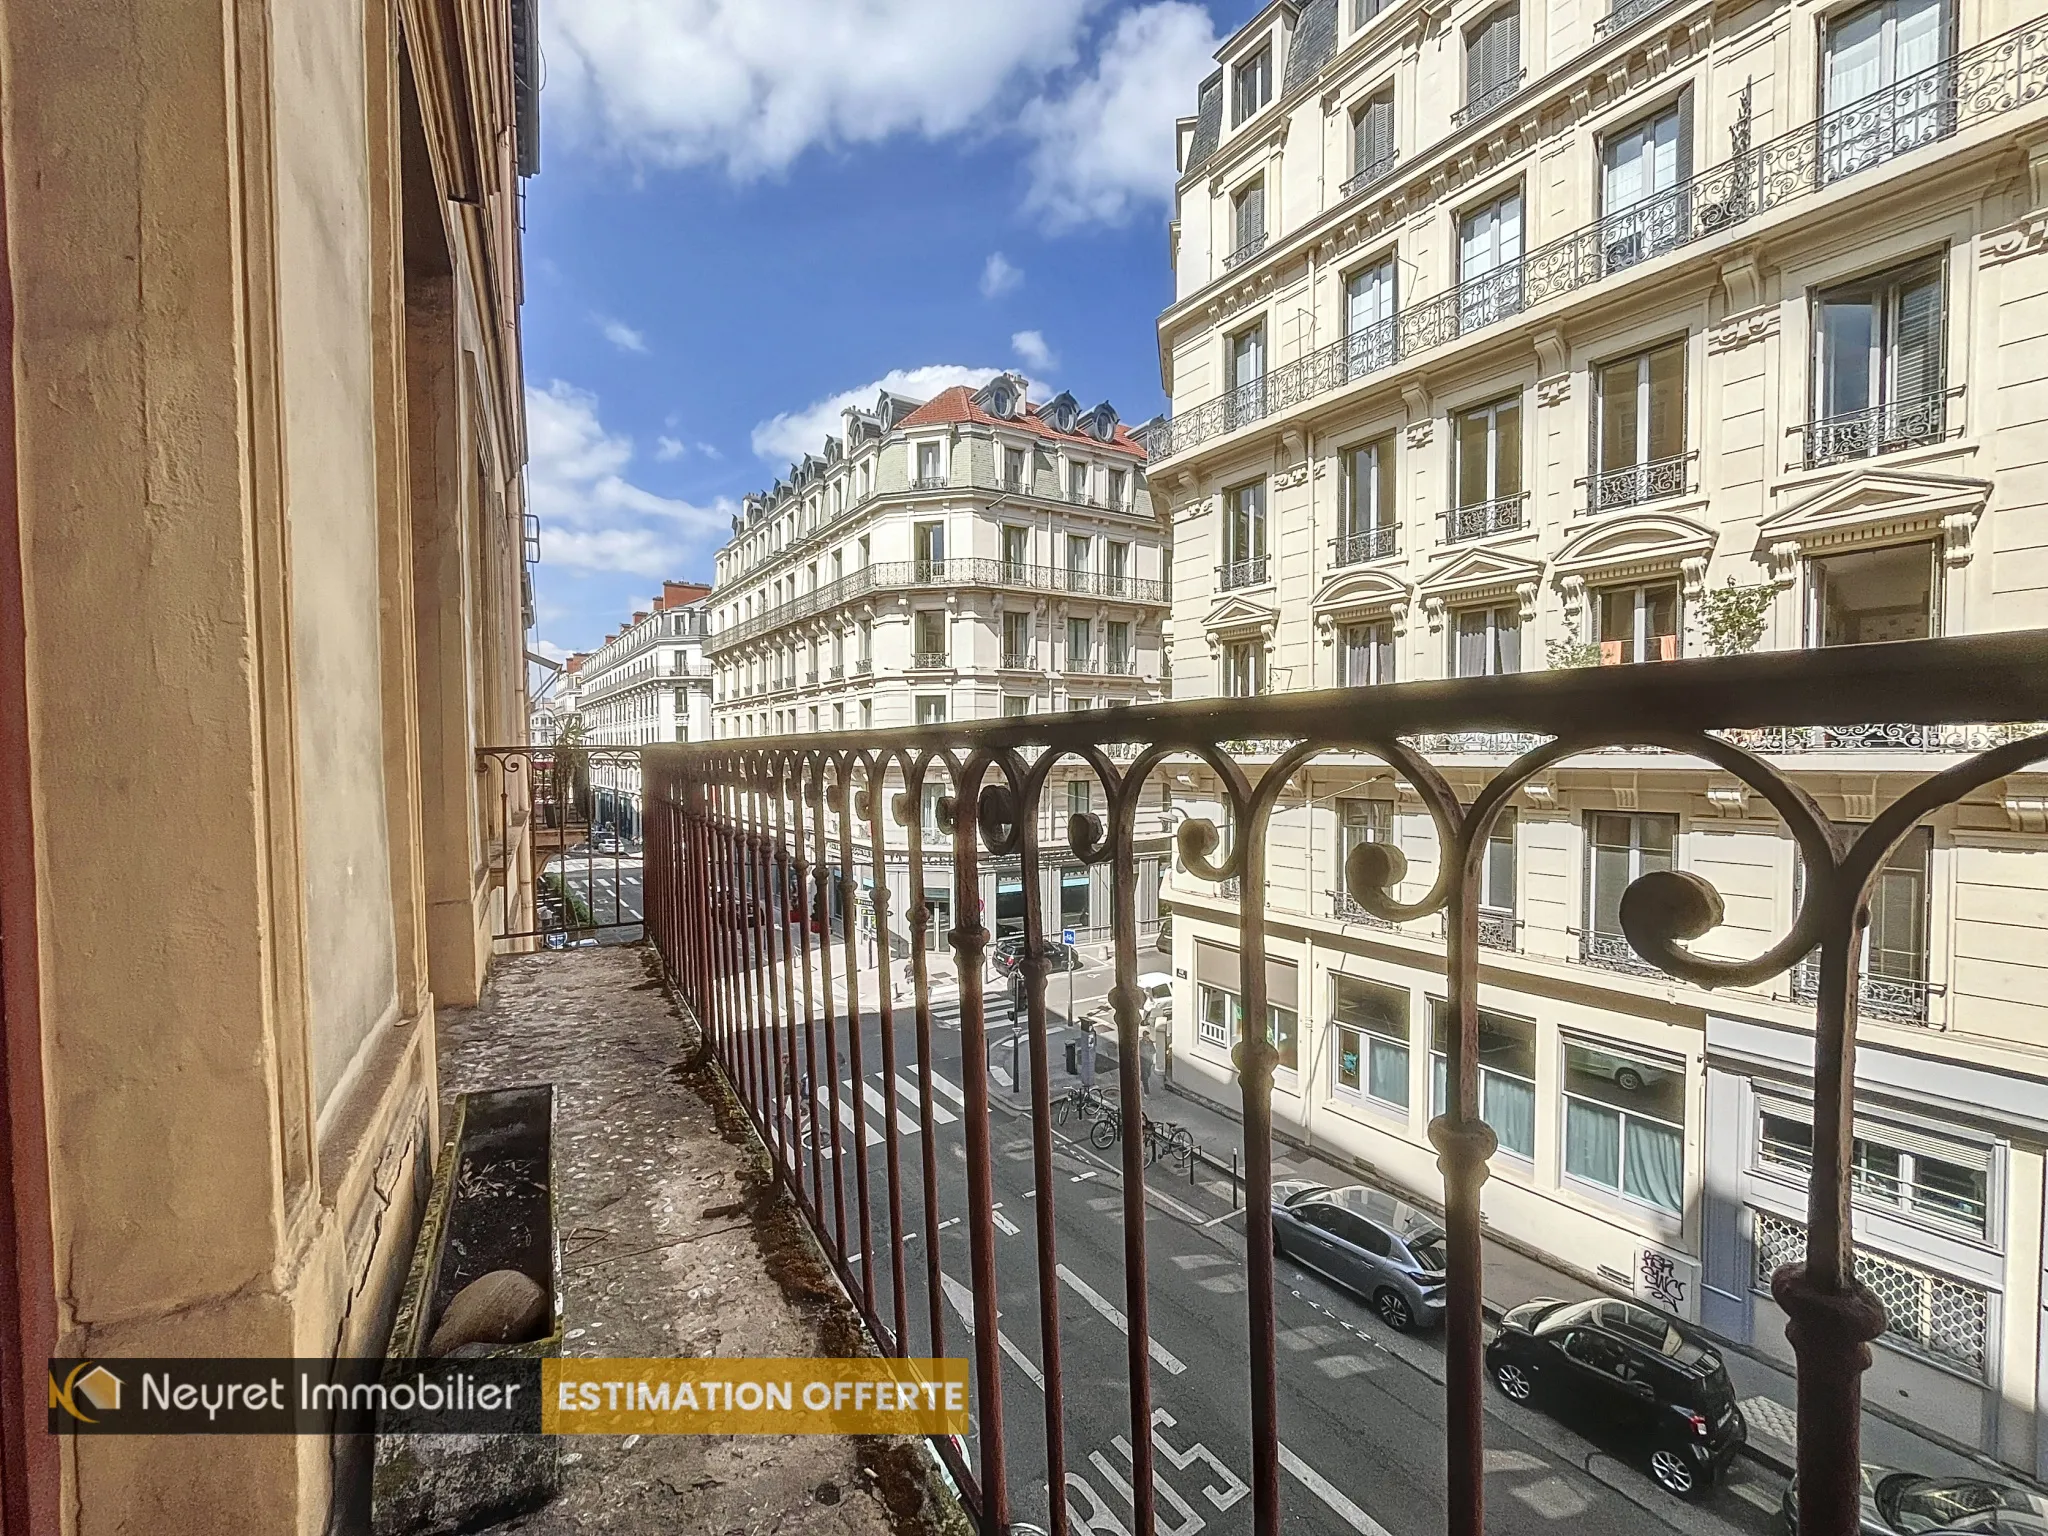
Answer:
(1146, 1072, 1994, 1486)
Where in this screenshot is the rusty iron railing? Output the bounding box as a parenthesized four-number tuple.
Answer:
(639, 630, 2048, 1536)
(478, 744, 647, 947)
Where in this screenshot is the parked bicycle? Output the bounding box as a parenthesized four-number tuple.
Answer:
(1143, 1117, 1196, 1171)
(1054, 1084, 1113, 1127)
(1091, 1104, 1123, 1149)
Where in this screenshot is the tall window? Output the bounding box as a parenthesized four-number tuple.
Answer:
(1810, 259, 1946, 464)
(1430, 1004, 1536, 1158)
(916, 441, 943, 485)
(858, 617, 872, 662)
(1229, 323, 1266, 424)
(915, 695, 947, 725)
(1477, 807, 1517, 917)
(913, 609, 947, 664)
(1338, 798, 1394, 913)
(1822, 0, 1949, 183)
(1067, 616, 1093, 669)
(1004, 445, 1027, 491)
(1587, 812, 1676, 952)
(1002, 524, 1030, 577)
(913, 520, 945, 578)
(1462, 5, 1522, 120)
(1223, 480, 1267, 586)
(1809, 541, 1937, 646)
(1343, 257, 1397, 378)
(1342, 621, 1395, 686)
(1332, 974, 1409, 1109)
(1451, 396, 1523, 536)
(1108, 468, 1129, 509)
(1002, 610, 1033, 664)
(1003, 695, 1032, 717)
(1066, 534, 1091, 590)
(1562, 1039, 1686, 1212)
(1866, 827, 1932, 996)
(1339, 435, 1396, 560)
(1069, 462, 1091, 503)
(1593, 340, 1687, 508)
(1597, 581, 1680, 664)
(1232, 46, 1272, 124)
(1224, 639, 1266, 697)
(1103, 540, 1130, 590)
(1106, 620, 1132, 672)
(1069, 780, 1092, 822)
(1600, 100, 1688, 271)
(1454, 604, 1520, 677)
(1230, 178, 1267, 261)
(1350, 90, 1396, 190)
(1458, 188, 1524, 331)
(1352, 0, 1389, 23)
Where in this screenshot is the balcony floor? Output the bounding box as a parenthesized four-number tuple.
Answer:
(434, 944, 965, 1536)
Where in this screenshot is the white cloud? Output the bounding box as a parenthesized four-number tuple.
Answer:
(526, 380, 732, 578)
(543, 0, 1098, 178)
(980, 252, 1023, 298)
(750, 364, 1010, 465)
(1012, 330, 1058, 371)
(655, 435, 687, 460)
(698, 441, 724, 460)
(1021, 2, 1221, 231)
(598, 316, 650, 353)
(532, 638, 573, 663)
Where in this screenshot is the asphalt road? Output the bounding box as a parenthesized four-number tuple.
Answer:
(731, 947, 1788, 1536)
(543, 847, 644, 945)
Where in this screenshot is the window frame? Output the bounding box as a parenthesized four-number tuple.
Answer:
(1584, 811, 1679, 939)
(1559, 1034, 1688, 1215)
(1232, 45, 1273, 126)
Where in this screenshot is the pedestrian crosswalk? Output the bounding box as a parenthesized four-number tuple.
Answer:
(780, 1068, 967, 1161)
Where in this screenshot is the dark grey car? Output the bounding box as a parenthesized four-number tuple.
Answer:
(1781, 1465, 2048, 1536)
(1270, 1180, 1448, 1331)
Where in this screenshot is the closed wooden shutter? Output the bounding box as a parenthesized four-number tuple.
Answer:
(1355, 91, 1394, 172)
(1891, 266, 1944, 404)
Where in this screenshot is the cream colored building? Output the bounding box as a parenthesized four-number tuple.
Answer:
(0, 0, 537, 1529)
(575, 580, 715, 839)
(708, 376, 1176, 952)
(1152, 0, 2048, 1475)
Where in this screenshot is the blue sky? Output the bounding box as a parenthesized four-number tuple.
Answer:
(525, 0, 1257, 663)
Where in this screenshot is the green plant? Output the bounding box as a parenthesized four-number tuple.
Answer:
(543, 870, 595, 930)
(1698, 578, 1773, 657)
(1546, 617, 1601, 670)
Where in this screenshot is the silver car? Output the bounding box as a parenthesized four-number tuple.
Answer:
(1271, 1180, 1449, 1332)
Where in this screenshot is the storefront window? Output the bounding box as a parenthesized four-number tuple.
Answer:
(1561, 1039, 1685, 1212)
(1758, 1103, 1989, 1237)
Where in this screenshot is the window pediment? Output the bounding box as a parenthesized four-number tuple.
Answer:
(1311, 566, 1412, 623)
(1759, 468, 1989, 563)
(1554, 512, 1715, 586)
(1417, 544, 1544, 602)
(1203, 591, 1280, 638)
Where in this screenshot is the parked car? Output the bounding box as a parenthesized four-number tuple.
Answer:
(1270, 1180, 1448, 1333)
(991, 938, 1085, 975)
(1571, 1047, 1674, 1094)
(1486, 1297, 1746, 1500)
(1136, 971, 1174, 1026)
(591, 830, 622, 854)
(1155, 913, 1173, 953)
(1780, 1466, 2048, 1536)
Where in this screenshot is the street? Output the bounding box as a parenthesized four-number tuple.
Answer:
(541, 843, 645, 945)
(732, 942, 1788, 1536)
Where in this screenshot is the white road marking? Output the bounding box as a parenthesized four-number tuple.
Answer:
(1055, 1264, 1186, 1375)
(815, 1089, 883, 1146)
(992, 1210, 1020, 1236)
(1278, 1444, 1392, 1536)
(1071, 1170, 1099, 1184)
(927, 1070, 967, 1107)
(1202, 1208, 1246, 1228)
(935, 1217, 960, 1231)
(886, 1072, 959, 1123)
(941, 1273, 1043, 1388)
(843, 1079, 920, 1135)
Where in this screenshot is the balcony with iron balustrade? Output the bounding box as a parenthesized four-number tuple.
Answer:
(1442, 493, 1527, 543)
(1578, 453, 1695, 514)
(1796, 390, 1959, 471)
(1333, 524, 1399, 565)
(1218, 556, 1271, 591)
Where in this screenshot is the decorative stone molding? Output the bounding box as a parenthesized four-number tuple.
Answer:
(1406, 419, 1435, 448)
(2004, 795, 2048, 833)
(1680, 555, 1708, 600)
(1719, 250, 1764, 314)
(1704, 782, 1751, 818)
(1612, 786, 1640, 811)
(1532, 326, 1568, 378)
(1708, 304, 1778, 354)
(1515, 581, 1539, 623)
(1522, 777, 1559, 808)
(1980, 213, 2048, 266)
(1536, 374, 1572, 407)
(1943, 510, 1978, 567)
(1842, 790, 1879, 820)
(1557, 573, 1587, 632)
(1766, 541, 1802, 590)
(1275, 463, 1311, 489)
(1422, 595, 1447, 631)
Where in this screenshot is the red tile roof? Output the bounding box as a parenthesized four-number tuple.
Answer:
(893, 387, 1148, 460)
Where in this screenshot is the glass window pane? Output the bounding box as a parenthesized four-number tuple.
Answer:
(1335, 1026, 1363, 1091)
(1495, 401, 1521, 496)
(1624, 1119, 1685, 1211)
(1493, 608, 1521, 674)
(1640, 814, 1675, 863)
(1485, 1072, 1536, 1157)
(1593, 840, 1631, 934)
(1648, 342, 1686, 459)
(1566, 1097, 1623, 1187)
(1368, 1039, 1409, 1106)
(1598, 357, 1641, 473)
(1486, 812, 1516, 908)
(1456, 409, 1492, 505)
(1819, 292, 1878, 417)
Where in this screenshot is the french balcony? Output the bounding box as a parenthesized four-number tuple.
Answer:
(1451, 71, 1525, 130)
(1442, 493, 1527, 542)
(853, 657, 873, 675)
(1579, 452, 1695, 513)
(1000, 651, 1038, 671)
(1331, 889, 1397, 929)
(1218, 556, 1270, 590)
(805, 670, 819, 686)
(1797, 390, 1956, 471)
(1791, 956, 1938, 1025)
(614, 628, 2048, 1536)
(909, 650, 950, 671)
(1145, 15, 2048, 463)
(1594, 0, 1680, 33)
(828, 664, 844, 680)
(911, 474, 950, 491)
(1333, 524, 1398, 565)
(1340, 151, 1400, 201)
(1223, 231, 1268, 271)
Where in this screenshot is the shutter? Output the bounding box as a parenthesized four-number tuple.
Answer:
(1675, 86, 1695, 185)
(1195, 940, 1242, 991)
(1502, 7, 1521, 81)
(1467, 18, 1490, 98)
(1267, 958, 1300, 1013)
(1753, 1094, 1993, 1174)
(1891, 267, 1944, 404)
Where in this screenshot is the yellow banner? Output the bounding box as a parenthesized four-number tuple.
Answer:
(541, 1357, 970, 1436)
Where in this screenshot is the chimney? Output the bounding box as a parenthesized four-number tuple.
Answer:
(633, 611, 649, 626)
(663, 580, 711, 608)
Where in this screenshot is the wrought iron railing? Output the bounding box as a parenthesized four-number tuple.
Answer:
(1443, 493, 1527, 542)
(709, 559, 1172, 653)
(476, 744, 649, 948)
(1791, 956, 1937, 1025)
(1797, 390, 1955, 469)
(1219, 556, 1270, 590)
(854, 658, 873, 675)
(1580, 451, 1694, 512)
(912, 474, 950, 491)
(1578, 927, 1665, 975)
(1000, 652, 1037, 671)
(1224, 231, 1269, 270)
(1145, 16, 2048, 462)
(1594, 0, 1681, 36)
(1452, 71, 1526, 128)
(1334, 524, 1399, 564)
(1332, 889, 1397, 928)
(910, 650, 950, 670)
(640, 629, 2048, 1536)
(1341, 151, 1400, 200)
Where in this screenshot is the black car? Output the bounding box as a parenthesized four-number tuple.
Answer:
(991, 937, 1084, 975)
(1486, 1297, 1746, 1500)
(1781, 1465, 2048, 1536)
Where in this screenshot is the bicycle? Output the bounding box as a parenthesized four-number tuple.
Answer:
(1142, 1117, 1196, 1171)
(1091, 1105, 1122, 1150)
(1054, 1084, 1112, 1127)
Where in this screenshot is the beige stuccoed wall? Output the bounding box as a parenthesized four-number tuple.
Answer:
(3, 0, 529, 1528)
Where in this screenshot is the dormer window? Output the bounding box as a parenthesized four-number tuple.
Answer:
(1352, 0, 1389, 26)
(1232, 46, 1272, 125)
(988, 388, 1011, 417)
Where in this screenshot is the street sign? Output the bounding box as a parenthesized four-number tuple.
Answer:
(1062, 928, 1076, 945)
